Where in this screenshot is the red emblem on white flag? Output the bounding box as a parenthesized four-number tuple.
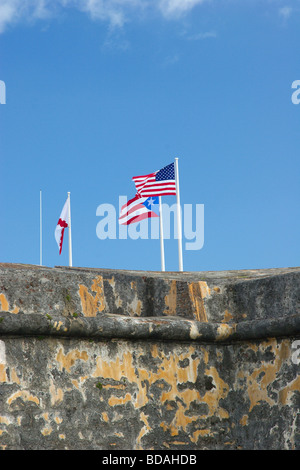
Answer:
(55, 198, 69, 255)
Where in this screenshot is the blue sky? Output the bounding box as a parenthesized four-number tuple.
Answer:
(0, 0, 299, 273)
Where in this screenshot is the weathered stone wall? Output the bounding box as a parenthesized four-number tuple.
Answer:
(0, 263, 299, 450)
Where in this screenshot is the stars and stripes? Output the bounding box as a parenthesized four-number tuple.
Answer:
(119, 194, 159, 225)
(132, 163, 176, 197)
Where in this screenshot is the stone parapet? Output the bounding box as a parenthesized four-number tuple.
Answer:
(0, 263, 299, 450)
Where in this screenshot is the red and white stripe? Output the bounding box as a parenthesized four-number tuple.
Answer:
(55, 198, 69, 254)
(132, 172, 176, 197)
(119, 194, 158, 225)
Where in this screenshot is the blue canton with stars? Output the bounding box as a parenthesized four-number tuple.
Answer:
(155, 163, 175, 181)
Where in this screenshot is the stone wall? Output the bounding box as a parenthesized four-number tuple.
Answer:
(0, 263, 299, 450)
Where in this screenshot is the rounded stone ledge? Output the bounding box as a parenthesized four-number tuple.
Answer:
(0, 311, 299, 343)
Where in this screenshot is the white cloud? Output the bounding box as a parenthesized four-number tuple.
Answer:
(163, 53, 180, 66)
(71, 0, 135, 28)
(0, 0, 147, 32)
(0, 0, 56, 33)
(0, 0, 210, 33)
(158, 0, 208, 18)
(186, 31, 217, 40)
(278, 6, 293, 20)
(1, 0, 299, 34)
(0, 3, 17, 33)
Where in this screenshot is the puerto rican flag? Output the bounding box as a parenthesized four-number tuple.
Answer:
(55, 198, 69, 254)
(119, 194, 159, 225)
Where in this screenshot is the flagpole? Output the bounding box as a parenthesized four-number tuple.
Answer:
(159, 196, 165, 271)
(67, 192, 73, 267)
(174, 158, 183, 271)
(40, 190, 42, 266)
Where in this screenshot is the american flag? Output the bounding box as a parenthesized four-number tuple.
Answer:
(119, 194, 159, 225)
(132, 163, 176, 197)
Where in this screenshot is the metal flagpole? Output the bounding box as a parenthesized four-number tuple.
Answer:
(159, 196, 165, 271)
(67, 192, 73, 267)
(174, 158, 183, 271)
(40, 190, 42, 266)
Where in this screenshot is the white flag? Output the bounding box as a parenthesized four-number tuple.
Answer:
(55, 198, 69, 255)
